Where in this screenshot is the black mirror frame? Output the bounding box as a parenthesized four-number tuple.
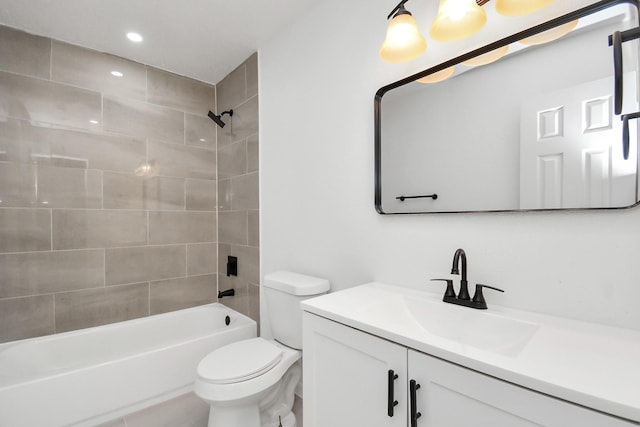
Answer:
(374, 0, 640, 214)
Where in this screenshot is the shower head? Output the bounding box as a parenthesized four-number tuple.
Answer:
(207, 109, 233, 128)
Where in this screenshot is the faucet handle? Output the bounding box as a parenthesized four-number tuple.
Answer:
(472, 284, 504, 309)
(430, 279, 456, 298)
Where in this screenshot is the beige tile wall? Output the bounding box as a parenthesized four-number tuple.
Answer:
(215, 54, 261, 328)
(0, 26, 263, 343)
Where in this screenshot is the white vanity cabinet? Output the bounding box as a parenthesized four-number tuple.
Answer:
(303, 312, 407, 427)
(303, 312, 637, 427)
(408, 350, 635, 427)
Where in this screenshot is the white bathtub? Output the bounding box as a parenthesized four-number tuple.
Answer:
(0, 303, 256, 427)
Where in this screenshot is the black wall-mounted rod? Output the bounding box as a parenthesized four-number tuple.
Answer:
(396, 194, 438, 202)
(609, 27, 640, 115)
(621, 111, 640, 159)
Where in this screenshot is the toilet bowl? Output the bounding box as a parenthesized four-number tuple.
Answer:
(195, 271, 330, 427)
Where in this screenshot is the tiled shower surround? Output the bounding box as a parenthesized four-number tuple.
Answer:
(0, 26, 260, 343)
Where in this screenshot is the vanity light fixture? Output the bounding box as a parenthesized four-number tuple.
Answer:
(417, 65, 456, 83)
(380, 0, 556, 63)
(495, 0, 554, 16)
(430, 0, 487, 42)
(380, 0, 427, 63)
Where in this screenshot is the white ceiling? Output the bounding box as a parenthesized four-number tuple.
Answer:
(0, 0, 316, 84)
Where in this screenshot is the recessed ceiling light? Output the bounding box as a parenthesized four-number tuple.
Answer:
(200, 138, 206, 142)
(89, 120, 99, 124)
(127, 32, 143, 43)
(111, 70, 124, 77)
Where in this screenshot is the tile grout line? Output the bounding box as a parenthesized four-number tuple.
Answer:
(52, 291, 56, 334)
(103, 249, 107, 288)
(48, 38, 53, 81)
(49, 208, 53, 251)
(215, 83, 219, 298)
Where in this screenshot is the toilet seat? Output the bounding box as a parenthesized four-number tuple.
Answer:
(195, 338, 301, 404)
(198, 338, 283, 384)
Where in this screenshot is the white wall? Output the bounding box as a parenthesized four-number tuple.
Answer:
(259, 0, 640, 331)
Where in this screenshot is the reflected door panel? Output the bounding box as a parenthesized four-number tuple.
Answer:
(520, 75, 637, 209)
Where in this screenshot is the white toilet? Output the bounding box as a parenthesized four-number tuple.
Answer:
(195, 271, 330, 427)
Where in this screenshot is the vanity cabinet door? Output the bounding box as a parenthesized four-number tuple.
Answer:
(408, 350, 636, 427)
(303, 313, 407, 427)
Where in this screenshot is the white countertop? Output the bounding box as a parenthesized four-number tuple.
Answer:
(301, 282, 640, 423)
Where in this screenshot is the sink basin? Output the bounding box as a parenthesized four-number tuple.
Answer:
(402, 296, 539, 357)
(346, 287, 539, 358)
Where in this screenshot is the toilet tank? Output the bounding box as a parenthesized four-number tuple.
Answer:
(263, 271, 330, 350)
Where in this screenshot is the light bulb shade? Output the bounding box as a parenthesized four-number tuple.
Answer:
(430, 0, 487, 42)
(380, 12, 427, 62)
(496, 0, 554, 16)
(462, 45, 509, 66)
(519, 19, 578, 45)
(417, 66, 456, 83)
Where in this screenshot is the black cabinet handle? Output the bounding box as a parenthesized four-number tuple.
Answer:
(608, 27, 640, 115)
(410, 379, 422, 427)
(621, 112, 640, 160)
(387, 370, 399, 417)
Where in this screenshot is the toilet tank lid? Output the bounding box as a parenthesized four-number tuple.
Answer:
(263, 271, 330, 295)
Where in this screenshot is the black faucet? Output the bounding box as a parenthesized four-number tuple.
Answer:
(431, 248, 504, 310)
(451, 248, 470, 301)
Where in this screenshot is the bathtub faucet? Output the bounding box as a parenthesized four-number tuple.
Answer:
(218, 289, 235, 299)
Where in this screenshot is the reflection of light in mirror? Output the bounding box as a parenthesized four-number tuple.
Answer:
(417, 66, 456, 84)
(200, 138, 206, 142)
(519, 20, 579, 46)
(111, 70, 124, 77)
(462, 45, 509, 66)
(89, 119, 99, 124)
(380, 11, 427, 63)
(42, 201, 49, 205)
(496, 0, 554, 17)
(430, 0, 487, 42)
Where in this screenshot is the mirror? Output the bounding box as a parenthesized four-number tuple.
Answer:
(375, 1, 640, 214)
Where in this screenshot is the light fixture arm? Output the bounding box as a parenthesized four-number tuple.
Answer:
(386, 0, 490, 20)
(386, 0, 410, 20)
